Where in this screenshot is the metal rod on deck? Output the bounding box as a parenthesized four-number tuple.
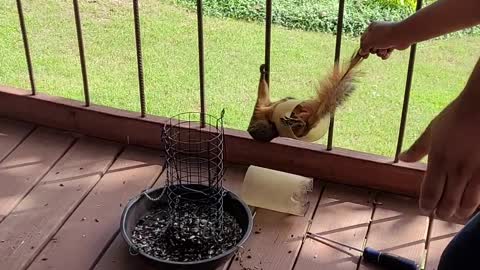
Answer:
(394, 0, 423, 162)
(132, 0, 146, 117)
(326, 0, 346, 151)
(196, 0, 206, 127)
(16, 0, 36, 95)
(264, 0, 272, 85)
(73, 0, 90, 107)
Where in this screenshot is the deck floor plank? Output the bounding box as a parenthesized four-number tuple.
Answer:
(358, 194, 429, 270)
(0, 127, 75, 222)
(425, 219, 463, 270)
(27, 146, 165, 270)
(92, 164, 249, 270)
(0, 117, 35, 162)
(227, 181, 323, 270)
(294, 184, 375, 270)
(0, 137, 122, 270)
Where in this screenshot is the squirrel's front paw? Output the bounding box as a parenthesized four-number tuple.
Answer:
(259, 64, 267, 74)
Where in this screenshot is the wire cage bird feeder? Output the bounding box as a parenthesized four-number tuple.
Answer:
(162, 110, 227, 228)
(120, 109, 252, 269)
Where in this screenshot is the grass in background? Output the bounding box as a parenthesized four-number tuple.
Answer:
(1, 0, 478, 157)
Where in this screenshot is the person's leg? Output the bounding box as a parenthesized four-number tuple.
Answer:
(438, 212, 480, 269)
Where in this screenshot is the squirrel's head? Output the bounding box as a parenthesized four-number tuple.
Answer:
(247, 119, 279, 142)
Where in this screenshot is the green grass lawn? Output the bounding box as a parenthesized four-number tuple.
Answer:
(1, 0, 478, 158)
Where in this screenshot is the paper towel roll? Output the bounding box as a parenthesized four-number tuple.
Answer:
(240, 166, 313, 216)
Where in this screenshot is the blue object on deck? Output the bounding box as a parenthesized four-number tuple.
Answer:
(363, 247, 419, 270)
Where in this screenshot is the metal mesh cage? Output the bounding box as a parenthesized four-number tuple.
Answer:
(162, 110, 226, 225)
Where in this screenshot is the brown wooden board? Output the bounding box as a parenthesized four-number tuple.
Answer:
(27, 146, 165, 270)
(223, 163, 249, 197)
(227, 181, 323, 270)
(358, 194, 429, 270)
(0, 85, 426, 197)
(0, 127, 75, 222)
(92, 164, 249, 270)
(0, 117, 35, 161)
(424, 219, 463, 270)
(294, 184, 375, 270)
(0, 137, 121, 269)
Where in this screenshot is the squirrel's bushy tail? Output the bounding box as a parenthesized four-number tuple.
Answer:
(307, 49, 364, 127)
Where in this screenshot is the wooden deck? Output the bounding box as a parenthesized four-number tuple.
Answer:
(0, 117, 464, 270)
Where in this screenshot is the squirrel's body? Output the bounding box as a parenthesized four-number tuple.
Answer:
(247, 50, 364, 142)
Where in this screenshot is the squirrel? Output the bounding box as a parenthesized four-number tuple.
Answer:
(247, 49, 365, 143)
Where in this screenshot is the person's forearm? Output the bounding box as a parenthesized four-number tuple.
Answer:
(395, 0, 480, 45)
(460, 57, 480, 104)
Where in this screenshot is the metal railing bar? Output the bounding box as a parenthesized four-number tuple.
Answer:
(132, 0, 146, 117)
(264, 0, 272, 85)
(394, 0, 424, 162)
(196, 0, 206, 127)
(326, 0, 346, 151)
(15, 0, 36, 96)
(72, 0, 90, 107)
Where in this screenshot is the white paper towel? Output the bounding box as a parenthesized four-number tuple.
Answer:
(240, 165, 313, 216)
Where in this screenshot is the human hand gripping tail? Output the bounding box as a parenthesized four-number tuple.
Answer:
(359, 0, 480, 60)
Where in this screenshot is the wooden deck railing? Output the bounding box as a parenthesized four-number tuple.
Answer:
(0, 0, 427, 197)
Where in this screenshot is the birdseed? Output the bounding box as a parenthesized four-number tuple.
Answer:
(131, 202, 243, 262)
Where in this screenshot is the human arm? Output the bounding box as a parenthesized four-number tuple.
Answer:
(360, 0, 480, 58)
(399, 56, 480, 220)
